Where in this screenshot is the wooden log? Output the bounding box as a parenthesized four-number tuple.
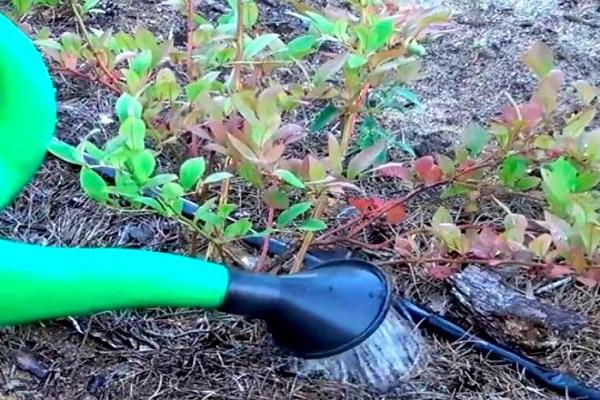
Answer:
(450, 265, 587, 350)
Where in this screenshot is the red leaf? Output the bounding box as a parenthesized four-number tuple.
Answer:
(414, 156, 442, 185)
(385, 203, 406, 224)
(348, 197, 386, 216)
(469, 227, 505, 259)
(426, 264, 456, 280)
(349, 198, 373, 215)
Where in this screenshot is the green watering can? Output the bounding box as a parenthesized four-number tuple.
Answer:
(0, 15, 418, 391)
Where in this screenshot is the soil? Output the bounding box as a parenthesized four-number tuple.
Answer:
(1, 0, 600, 399)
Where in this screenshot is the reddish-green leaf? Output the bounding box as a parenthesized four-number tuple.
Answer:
(522, 41, 553, 78)
(262, 189, 289, 210)
(373, 162, 409, 179)
(313, 54, 347, 86)
(528, 233, 552, 259)
(574, 81, 599, 106)
(347, 139, 386, 180)
(414, 156, 442, 185)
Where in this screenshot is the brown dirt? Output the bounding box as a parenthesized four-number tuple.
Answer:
(1, 0, 600, 399)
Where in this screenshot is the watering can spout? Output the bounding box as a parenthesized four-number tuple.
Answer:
(0, 14, 57, 210)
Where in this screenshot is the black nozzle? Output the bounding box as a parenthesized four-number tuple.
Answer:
(220, 260, 392, 359)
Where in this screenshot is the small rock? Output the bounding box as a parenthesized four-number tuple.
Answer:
(12, 350, 49, 380)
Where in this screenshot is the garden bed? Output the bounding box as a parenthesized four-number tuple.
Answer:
(1, 0, 599, 399)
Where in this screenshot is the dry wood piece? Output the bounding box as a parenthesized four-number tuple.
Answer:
(450, 265, 587, 350)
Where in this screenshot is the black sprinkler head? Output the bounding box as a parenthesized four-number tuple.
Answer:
(220, 259, 392, 359)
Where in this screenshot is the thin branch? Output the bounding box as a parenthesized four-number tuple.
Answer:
(378, 257, 549, 269)
(70, 1, 120, 88)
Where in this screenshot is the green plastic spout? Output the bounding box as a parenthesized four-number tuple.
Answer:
(0, 14, 57, 210)
(0, 240, 230, 326)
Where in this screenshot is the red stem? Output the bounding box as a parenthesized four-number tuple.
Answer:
(379, 257, 551, 270)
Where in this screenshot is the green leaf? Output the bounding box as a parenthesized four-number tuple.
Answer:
(135, 196, 166, 213)
(237, 161, 263, 188)
(161, 182, 184, 201)
(436, 154, 455, 177)
(313, 54, 347, 86)
(346, 54, 367, 69)
(80, 167, 108, 202)
(514, 176, 540, 191)
(82, 0, 100, 12)
(499, 155, 528, 187)
(563, 109, 597, 138)
(224, 218, 253, 239)
(276, 202, 312, 226)
(432, 206, 452, 227)
(308, 157, 327, 182)
(369, 18, 394, 52)
(203, 172, 234, 185)
(299, 218, 327, 231)
(523, 41, 553, 78)
(179, 157, 206, 191)
(274, 169, 304, 188)
(541, 157, 578, 217)
(130, 150, 155, 183)
(310, 103, 339, 133)
(114, 170, 139, 197)
(11, 0, 34, 15)
(119, 117, 146, 150)
(60, 32, 82, 55)
(347, 139, 386, 180)
(115, 93, 143, 122)
(286, 34, 318, 59)
(129, 50, 153, 75)
(231, 91, 258, 125)
(185, 72, 219, 102)
(48, 138, 83, 164)
(305, 11, 334, 35)
(575, 170, 600, 192)
(262, 189, 289, 210)
(440, 184, 470, 199)
(462, 123, 490, 157)
(243, 33, 279, 59)
(142, 173, 178, 189)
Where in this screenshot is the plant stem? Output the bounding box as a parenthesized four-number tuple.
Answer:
(256, 207, 274, 272)
(339, 82, 370, 155)
(232, 0, 244, 91)
(185, 0, 195, 78)
(207, 0, 244, 259)
(292, 194, 328, 272)
(70, 1, 120, 88)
